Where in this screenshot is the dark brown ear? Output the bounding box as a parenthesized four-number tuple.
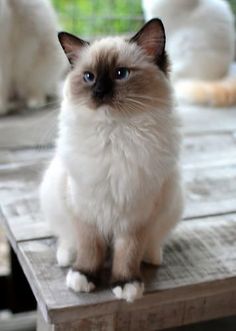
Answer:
(58, 32, 89, 66)
(130, 18, 167, 71)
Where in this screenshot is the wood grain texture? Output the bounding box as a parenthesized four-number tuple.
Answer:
(0, 153, 46, 206)
(53, 314, 116, 331)
(37, 308, 52, 331)
(38, 286, 236, 331)
(182, 131, 236, 166)
(14, 215, 236, 325)
(180, 106, 236, 135)
(0, 106, 58, 149)
(183, 158, 236, 219)
(113, 289, 236, 331)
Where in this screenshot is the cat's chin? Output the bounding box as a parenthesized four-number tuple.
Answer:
(96, 104, 115, 113)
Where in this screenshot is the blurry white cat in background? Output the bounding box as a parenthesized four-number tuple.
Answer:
(0, 0, 68, 115)
(142, 0, 236, 106)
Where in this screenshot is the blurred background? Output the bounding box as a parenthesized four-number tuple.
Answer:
(52, 0, 236, 37)
(53, 0, 143, 37)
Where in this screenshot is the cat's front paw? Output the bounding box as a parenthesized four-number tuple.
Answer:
(66, 269, 95, 293)
(112, 280, 144, 302)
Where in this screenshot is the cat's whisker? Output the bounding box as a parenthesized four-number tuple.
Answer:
(128, 94, 172, 106)
(115, 101, 143, 117)
(127, 100, 172, 111)
(126, 97, 169, 111)
(128, 93, 168, 102)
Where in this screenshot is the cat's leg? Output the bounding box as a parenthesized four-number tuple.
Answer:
(143, 237, 163, 266)
(56, 238, 76, 268)
(66, 221, 106, 293)
(143, 168, 184, 266)
(143, 207, 175, 266)
(111, 226, 147, 302)
(40, 157, 77, 267)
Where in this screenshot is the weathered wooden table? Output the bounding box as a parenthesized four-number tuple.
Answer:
(0, 103, 236, 330)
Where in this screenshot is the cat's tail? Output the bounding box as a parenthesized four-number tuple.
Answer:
(174, 78, 236, 107)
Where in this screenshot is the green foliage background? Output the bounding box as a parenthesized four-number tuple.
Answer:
(52, 0, 143, 37)
(52, 0, 236, 38)
(229, 0, 236, 15)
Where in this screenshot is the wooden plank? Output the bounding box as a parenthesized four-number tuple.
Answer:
(47, 286, 236, 331)
(0, 152, 53, 244)
(37, 308, 52, 331)
(53, 314, 116, 331)
(114, 289, 236, 331)
(0, 156, 45, 206)
(52, 289, 236, 330)
(0, 106, 58, 149)
(0, 204, 52, 252)
(180, 105, 236, 135)
(14, 215, 236, 325)
(0, 149, 52, 167)
(182, 131, 236, 166)
(183, 158, 236, 219)
(0, 223, 9, 276)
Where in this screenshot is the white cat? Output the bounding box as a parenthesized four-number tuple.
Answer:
(40, 19, 184, 302)
(0, 0, 67, 115)
(142, 0, 236, 106)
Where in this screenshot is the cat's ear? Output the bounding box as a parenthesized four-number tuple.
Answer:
(130, 18, 167, 70)
(58, 32, 89, 66)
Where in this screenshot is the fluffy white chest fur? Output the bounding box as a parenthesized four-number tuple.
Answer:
(55, 98, 180, 235)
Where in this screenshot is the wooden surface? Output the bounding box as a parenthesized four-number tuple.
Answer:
(0, 101, 236, 330)
(15, 217, 236, 322)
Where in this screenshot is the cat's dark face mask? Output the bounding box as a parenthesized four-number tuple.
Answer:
(58, 19, 169, 111)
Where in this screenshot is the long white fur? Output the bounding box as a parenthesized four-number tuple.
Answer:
(40, 37, 183, 301)
(142, 0, 235, 82)
(0, 0, 67, 115)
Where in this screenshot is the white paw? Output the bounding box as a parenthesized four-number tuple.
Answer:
(112, 281, 144, 302)
(66, 269, 95, 293)
(56, 246, 75, 267)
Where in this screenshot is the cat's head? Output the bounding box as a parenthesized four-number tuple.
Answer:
(58, 19, 170, 113)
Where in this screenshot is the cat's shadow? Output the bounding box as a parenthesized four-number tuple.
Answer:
(91, 254, 159, 290)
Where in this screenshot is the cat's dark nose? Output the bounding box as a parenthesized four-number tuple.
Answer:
(93, 88, 108, 100)
(92, 78, 113, 102)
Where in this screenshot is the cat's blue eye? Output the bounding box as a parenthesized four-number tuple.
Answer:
(115, 67, 130, 80)
(83, 71, 95, 84)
